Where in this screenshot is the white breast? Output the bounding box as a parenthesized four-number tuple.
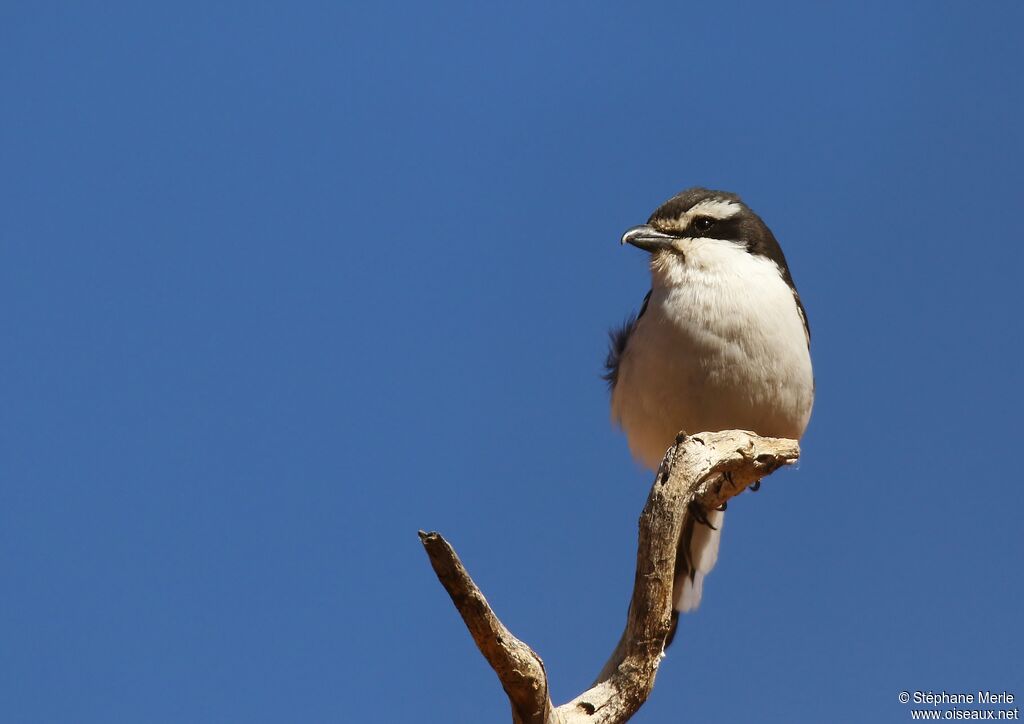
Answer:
(611, 238, 814, 470)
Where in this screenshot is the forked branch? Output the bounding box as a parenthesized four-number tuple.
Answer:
(419, 430, 800, 723)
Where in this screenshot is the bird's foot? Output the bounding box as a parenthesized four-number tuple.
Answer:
(688, 500, 719, 530)
(656, 459, 669, 484)
(717, 471, 734, 509)
(749, 479, 761, 493)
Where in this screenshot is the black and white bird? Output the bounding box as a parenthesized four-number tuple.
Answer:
(606, 187, 814, 624)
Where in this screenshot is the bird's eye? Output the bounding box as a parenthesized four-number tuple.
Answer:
(693, 216, 715, 233)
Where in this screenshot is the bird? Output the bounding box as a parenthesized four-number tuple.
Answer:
(605, 187, 814, 635)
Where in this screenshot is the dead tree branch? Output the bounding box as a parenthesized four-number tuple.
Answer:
(419, 430, 800, 723)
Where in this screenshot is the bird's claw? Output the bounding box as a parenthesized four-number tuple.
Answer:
(688, 500, 719, 530)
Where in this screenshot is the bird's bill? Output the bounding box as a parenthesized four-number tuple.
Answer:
(620, 225, 677, 253)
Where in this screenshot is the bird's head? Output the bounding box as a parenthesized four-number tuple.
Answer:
(621, 187, 793, 287)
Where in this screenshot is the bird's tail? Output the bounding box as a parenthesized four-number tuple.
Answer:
(665, 507, 724, 647)
(674, 507, 724, 610)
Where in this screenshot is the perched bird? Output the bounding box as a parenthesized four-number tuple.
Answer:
(606, 187, 814, 628)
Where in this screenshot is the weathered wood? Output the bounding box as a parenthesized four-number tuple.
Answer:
(420, 430, 801, 723)
(419, 531, 554, 724)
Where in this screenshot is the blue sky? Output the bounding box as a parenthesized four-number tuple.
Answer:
(2, 2, 1022, 722)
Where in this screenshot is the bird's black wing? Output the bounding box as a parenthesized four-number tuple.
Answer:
(603, 289, 652, 389)
(793, 288, 810, 348)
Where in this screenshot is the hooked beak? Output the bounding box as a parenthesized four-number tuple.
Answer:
(620, 224, 677, 253)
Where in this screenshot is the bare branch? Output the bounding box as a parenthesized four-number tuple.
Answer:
(420, 430, 800, 723)
(418, 531, 555, 724)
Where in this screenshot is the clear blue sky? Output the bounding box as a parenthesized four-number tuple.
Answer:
(3, 3, 1021, 723)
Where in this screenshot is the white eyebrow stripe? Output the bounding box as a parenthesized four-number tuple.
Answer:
(685, 198, 743, 221)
